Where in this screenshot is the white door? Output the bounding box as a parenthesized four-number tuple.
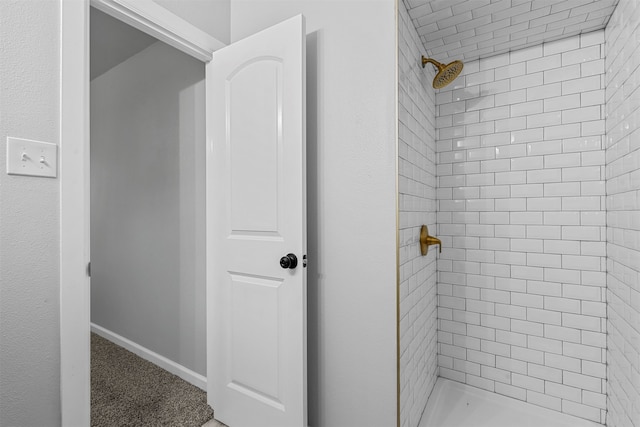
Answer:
(206, 15, 307, 427)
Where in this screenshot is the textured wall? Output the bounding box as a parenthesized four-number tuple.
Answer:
(605, 0, 640, 425)
(435, 32, 607, 424)
(0, 1, 61, 425)
(398, 2, 438, 427)
(153, 0, 230, 44)
(231, 2, 398, 426)
(91, 41, 206, 375)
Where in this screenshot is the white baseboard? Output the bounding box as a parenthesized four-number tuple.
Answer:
(91, 323, 207, 391)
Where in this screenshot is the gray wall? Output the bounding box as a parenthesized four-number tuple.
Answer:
(90, 7, 157, 80)
(0, 1, 61, 425)
(90, 41, 206, 375)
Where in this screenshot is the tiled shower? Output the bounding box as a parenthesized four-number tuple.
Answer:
(399, 0, 640, 426)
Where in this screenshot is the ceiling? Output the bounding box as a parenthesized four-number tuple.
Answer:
(90, 8, 157, 80)
(404, 0, 619, 64)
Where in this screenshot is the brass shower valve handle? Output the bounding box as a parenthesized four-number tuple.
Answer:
(420, 225, 441, 256)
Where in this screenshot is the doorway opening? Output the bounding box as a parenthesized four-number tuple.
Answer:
(89, 7, 214, 426)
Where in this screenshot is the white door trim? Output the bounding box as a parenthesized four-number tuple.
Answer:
(60, 2, 90, 425)
(59, 1, 223, 424)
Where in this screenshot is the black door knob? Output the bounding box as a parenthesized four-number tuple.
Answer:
(280, 253, 298, 269)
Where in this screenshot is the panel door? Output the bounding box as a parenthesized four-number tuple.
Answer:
(206, 14, 307, 427)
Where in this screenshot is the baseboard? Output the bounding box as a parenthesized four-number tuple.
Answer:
(91, 323, 207, 391)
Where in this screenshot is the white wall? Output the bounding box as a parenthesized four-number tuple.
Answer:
(605, 0, 640, 425)
(230, 2, 398, 426)
(398, 2, 438, 427)
(0, 1, 61, 425)
(91, 41, 206, 375)
(435, 33, 607, 424)
(153, 0, 230, 44)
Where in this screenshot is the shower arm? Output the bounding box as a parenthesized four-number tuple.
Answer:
(422, 57, 444, 71)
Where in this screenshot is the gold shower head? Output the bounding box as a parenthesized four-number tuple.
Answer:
(421, 56, 464, 89)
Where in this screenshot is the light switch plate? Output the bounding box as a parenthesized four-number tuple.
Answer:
(7, 137, 58, 178)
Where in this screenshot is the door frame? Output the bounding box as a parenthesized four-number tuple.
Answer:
(59, 1, 224, 424)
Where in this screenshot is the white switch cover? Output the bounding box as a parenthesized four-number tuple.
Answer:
(7, 137, 58, 178)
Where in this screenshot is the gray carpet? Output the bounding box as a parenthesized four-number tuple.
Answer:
(91, 333, 215, 427)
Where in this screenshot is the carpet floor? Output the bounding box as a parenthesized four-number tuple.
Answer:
(91, 333, 216, 427)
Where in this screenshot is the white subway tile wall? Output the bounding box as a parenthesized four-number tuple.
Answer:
(605, 0, 640, 425)
(399, 3, 439, 427)
(404, 0, 618, 64)
(435, 32, 607, 424)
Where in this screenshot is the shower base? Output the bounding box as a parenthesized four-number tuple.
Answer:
(419, 378, 603, 427)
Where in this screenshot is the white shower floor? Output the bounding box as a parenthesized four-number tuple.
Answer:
(419, 378, 602, 427)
